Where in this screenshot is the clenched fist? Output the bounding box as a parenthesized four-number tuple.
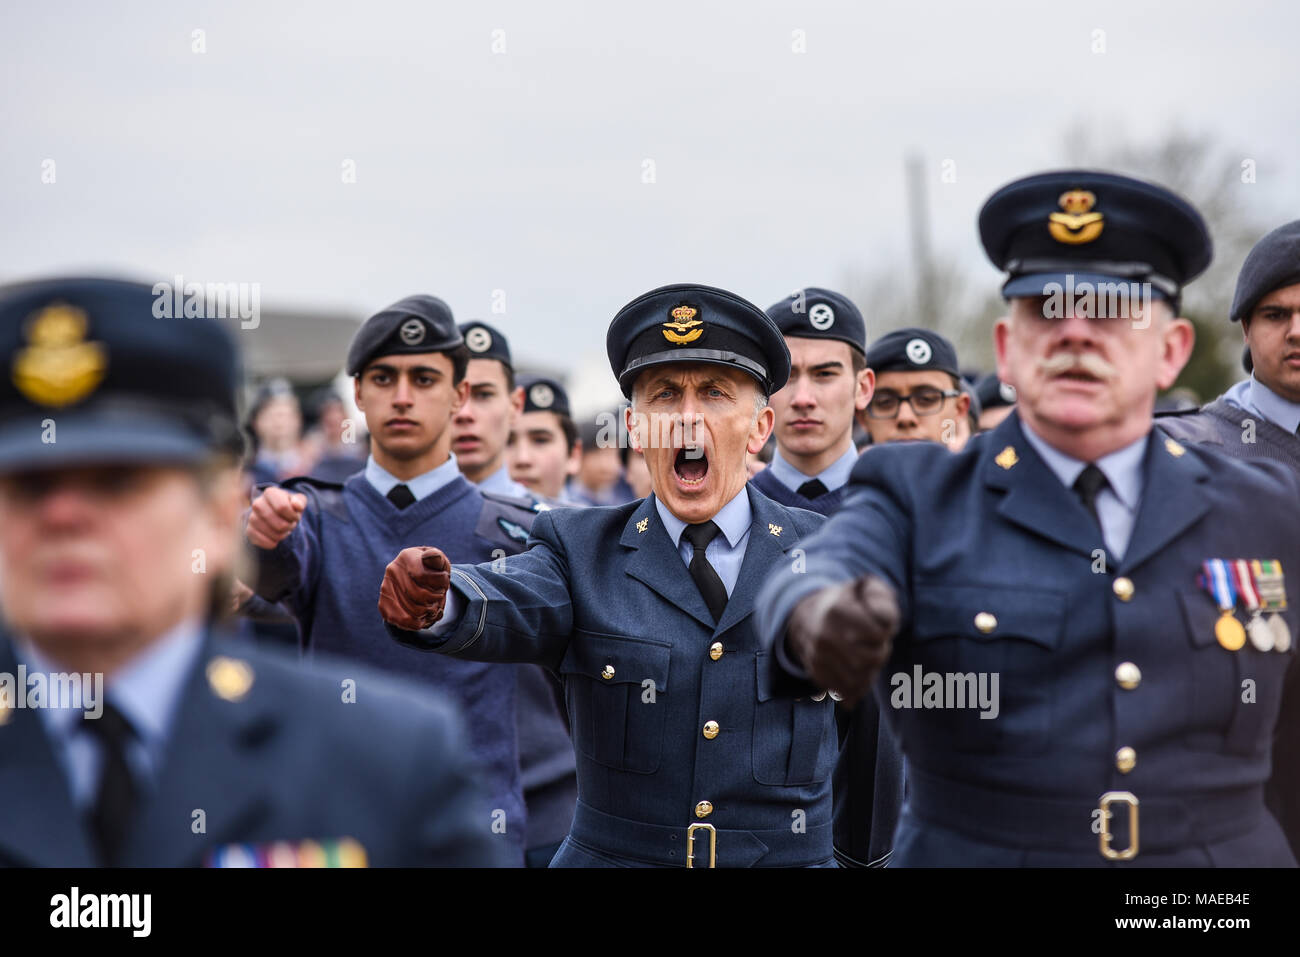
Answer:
(246, 487, 308, 549)
(380, 547, 452, 631)
(785, 575, 900, 707)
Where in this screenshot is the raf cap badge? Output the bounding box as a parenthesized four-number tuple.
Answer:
(1048, 190, 1105, 245)
(399, 318, 426, 345)
(662, 305, 704, 345)
(12, 303, 108, 407)
(905, 338, 932, 365)
(465, 327, 493, 353)
(808, 303, 835, 330)
(529, 383, 554, 408)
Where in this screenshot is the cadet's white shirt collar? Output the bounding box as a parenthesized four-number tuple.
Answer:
(768, 444, 858, 494)
(654, 486, 752, 548)
(1247, 375, 1300, 434)
(365, 452, 462, 502)
(1019, 420, 1146, 511)
(476, 463, 532, 499)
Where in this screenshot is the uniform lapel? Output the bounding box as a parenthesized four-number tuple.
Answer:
(122, 633, 278, 866)
(714, 486, 798, 636)
(620, 495, 718, 631)
(983, 413, 1106, 559)
(1117, 431, 1211, 573)
(0, 638, 96, 866)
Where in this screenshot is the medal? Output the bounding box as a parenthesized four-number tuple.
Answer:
(1233, 559, 1273, 651)
(1204, 559, 1245, 651)
(1253, 559, 1293, 654)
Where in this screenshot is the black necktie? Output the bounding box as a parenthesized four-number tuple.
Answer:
(387, 483, 416, 509)
(797, 478, 829, 500)
(681, 521, 728, 623)
(86, 702, 138, 866)
(1073, 464, 1108, 529)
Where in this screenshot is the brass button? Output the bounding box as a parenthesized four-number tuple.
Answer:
(709, 642, 724, 661)
(695, 800, 713, 818)
(1113, 577, 1135, 602)
(1115, 746, 1137, 774)
(974, 612, 997, 634)
(601, 664, 615, 680)
(702, 721, 720, 740)
(1115, 662, 1141, 690)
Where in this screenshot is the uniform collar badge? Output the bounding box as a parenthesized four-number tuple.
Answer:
(636, 517, 649, 533)
(1164, 437, 1186, 457)
(1048, 190, 1104, 245)
(206, 656, 255, 701)
(768, 523, 782, 536)
(995, 445, 1019, 470)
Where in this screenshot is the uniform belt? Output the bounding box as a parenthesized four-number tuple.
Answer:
(570, 802, 833, 868)
(908, 766, 1266, 856)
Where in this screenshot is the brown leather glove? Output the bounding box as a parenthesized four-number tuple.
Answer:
(379, 547, 452, 631)
(785, 575, 900, 708)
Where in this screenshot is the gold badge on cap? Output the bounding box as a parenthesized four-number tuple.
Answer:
(995, 446, 1019, 470)
(1048, 190, 1104, 245)
(207, 656, 255, 701)
(662, 305, 704, 345)
(11, 303, 108, 407)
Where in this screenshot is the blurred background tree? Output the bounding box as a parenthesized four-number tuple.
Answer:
(838, 127, 1271, 405)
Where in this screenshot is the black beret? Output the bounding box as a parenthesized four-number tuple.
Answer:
(974, 372, 1018, 410)
(979, 170, 1212, 305)
(346, 295, 460, 376)
(765, 287, 866, 355)
(459, 320, 513, 369)
(0, 277, 242, 470)
(519, 375, 571, 418)
(866, 328, 960, 379)
(1230, 220, 1300, 322)
(607, 283, 790, 399)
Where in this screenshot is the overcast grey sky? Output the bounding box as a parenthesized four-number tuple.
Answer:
(3, 1, 1297, 409)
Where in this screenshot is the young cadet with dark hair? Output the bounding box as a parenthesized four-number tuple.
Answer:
(859, 328, 969, 447)
(508, 376, 583, 503)
(452, 320, 530, 499)
(754, 286, 904, 867)
(0, 278, 502, 867)
(378, 284, 838, 868)
(245, 296, 537, 864)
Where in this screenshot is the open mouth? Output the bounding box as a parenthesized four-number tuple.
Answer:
(674, 447, 709, 488)
(1053, 370, 1102, 383)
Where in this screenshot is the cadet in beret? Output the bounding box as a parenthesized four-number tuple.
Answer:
(379, 283, 838, 867)
(1160, 220, 1300, 473)
(0, 278, 503, 866)
(451, 320, 531, 500)
(861, 328, 969, 446)
(759, 170, 1300, 866)
(507, 376, 582, 504)
(752, 287, 873, 514)
(753, 287, 903, 867)
(974, 371, 1018, 431)
(245, 295, 540, 864)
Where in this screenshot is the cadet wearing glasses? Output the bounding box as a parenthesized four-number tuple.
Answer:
(859, 329, 968, 447)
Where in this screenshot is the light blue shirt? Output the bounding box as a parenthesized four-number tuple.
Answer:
(653, 488, 752, 597)
(1222, 375, 1300, 434)
(1020, 422, 1147, 562)
(767, 444, 859, 495)
(365, 452, 463, 502)
(476, 463, 532, 500)
(16, 620, 205, 809)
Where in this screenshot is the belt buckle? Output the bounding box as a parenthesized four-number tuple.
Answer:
(686, 823, 716, 868)
(1098, 791, 1139, 861)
